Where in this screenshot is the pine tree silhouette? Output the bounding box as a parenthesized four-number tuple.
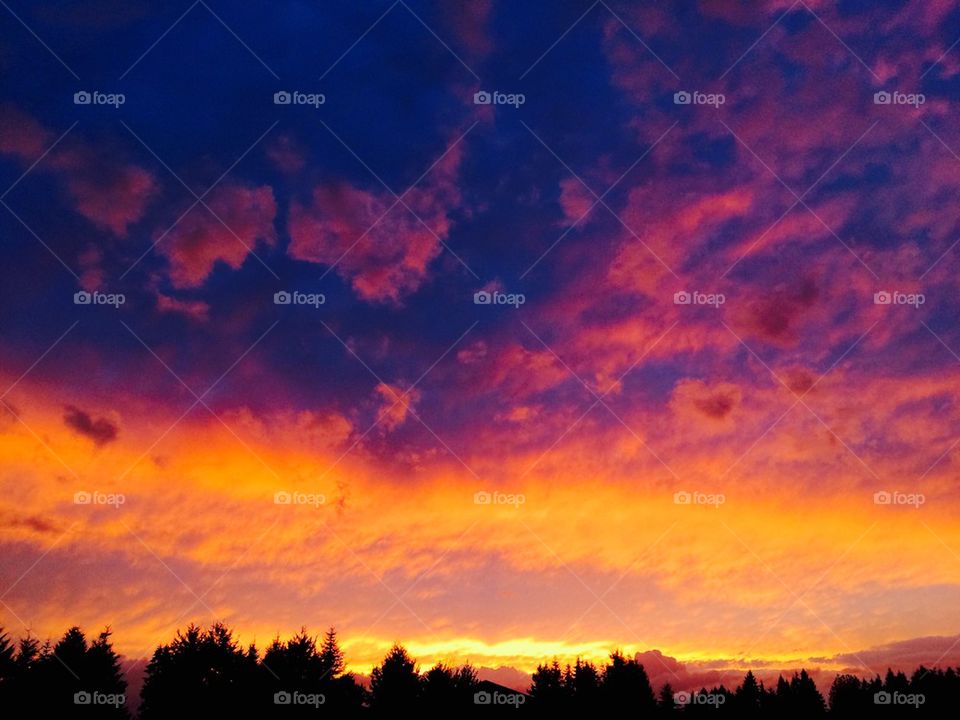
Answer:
(139, 623, 257, 718)
(17, 626, 130, 718)
(529, 658, 565, 708)
(421, 661, 482, 709)
(3, 623, 960, 715)
(369, 644, 420, 710)
(566, 657, 601, 710)
(598, 651, 656, 713)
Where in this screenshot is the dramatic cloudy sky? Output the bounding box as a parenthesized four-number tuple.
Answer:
(2, 0, 960, 691)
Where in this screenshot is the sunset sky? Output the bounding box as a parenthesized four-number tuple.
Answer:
(1, 0, 960, 692)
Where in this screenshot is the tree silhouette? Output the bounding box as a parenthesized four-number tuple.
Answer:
(910, 665, 955, 716)
(319, 627, 345, 678)
(453, 664, 480, 701)
(600, 651, 656, 713)
(8, 634, 43, 716)
(259, 626, 363, 714)
(369, 644, 420, 710)
(139, 623, 256, 718)
(733, 669, 764, 716)
(17, 626, 130, 718)
(828, 673, 866, 715)
(566, 657, 601, 710)
(529, 658, 565, 708)
(5, 623, 960, 715)
(0, 629, 14, 707)
(317, 627, 366, 711)
(420, 661, 479, 709)
(0, 629, 28, 715)
(656, 682, 675, 716)
(421, 662, 457, 709)
(261, 627, 324, 715)
(779, 670, 826, 716)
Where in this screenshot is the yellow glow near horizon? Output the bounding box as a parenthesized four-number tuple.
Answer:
(2, 375, 959, 679)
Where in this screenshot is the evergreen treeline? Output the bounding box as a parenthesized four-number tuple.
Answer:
(0, 624, 950, 716)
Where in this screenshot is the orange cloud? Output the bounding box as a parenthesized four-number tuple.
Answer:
(3, 363, 960, 672)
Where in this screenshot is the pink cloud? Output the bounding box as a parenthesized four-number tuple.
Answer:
(822, 634, 960, 674)
(160, 184, 277, 288)
(54, 148, 157, 236)
(558, 177, 595, 224)
(735, 275, 821, 346)
(441, 0, 494, 63)
(457, 340, 488, 365)
(0, 105, 53, 158)
(77, 245, 105, 292)
(375, 382, 421, 432)
(480, 343, 571, 401)
(265, 133, 306, 174)
(0, 105, 157, 236)
(670, 379, 742, 428)
(288, 136, 465, 303)
(155, 293, 211, 321)
(476, 666, 531, 693)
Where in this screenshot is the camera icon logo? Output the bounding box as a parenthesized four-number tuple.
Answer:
(873, 291, 891, 305)
(274, 91, 292, 105)
(474, 691, 492, 704)
(474, 90, 492, 105)
(673, 691, 692, 705)
(674, 91, 692, 105)
(74, 91, 92, 105)
(74, 691, 92, 704)
(874, 691, 891, 704)
(873, 91, 891, 105)
(74, 291, 92, 305)
(673, 491, 692, 505)
(274, 691, 292, 705)
(74, 491, 92, 505)
(274, 291, 291, 305)
(673, 291, 691, 305)
(274, 491, 292, 505)
(474, 290, 492, 305)
(474, 491, 492, 505)
(873, 491, 892, 505)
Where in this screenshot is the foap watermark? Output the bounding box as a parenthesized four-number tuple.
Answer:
(674, 691, 726, 707)
(74, 290, 125, 308)
(874, 691, 925, 707)
(674, 290, 725, 307)
(474, 690, 525, 707)
(474, 90, 525, 108)
(274, 290, 325, 308)
(674, 90, 725, 107)
(474, 490, 525, 508)
(74, 491, 125, 508)
(273, 90, 325, 108)
(674, 490, 725, 508)
(873, 90, 925, 108)
(873, 290, 924, 308)
(873, 490, 925, 508)
(274, 691, 325, 707)
(74, 90, 125, 108)
(274, 490, 325, 507)
(474, 290, 525, 308)
(74, 691, 125, 707)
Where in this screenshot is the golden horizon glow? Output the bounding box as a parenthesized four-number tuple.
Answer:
(3, 371, 959, 681)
